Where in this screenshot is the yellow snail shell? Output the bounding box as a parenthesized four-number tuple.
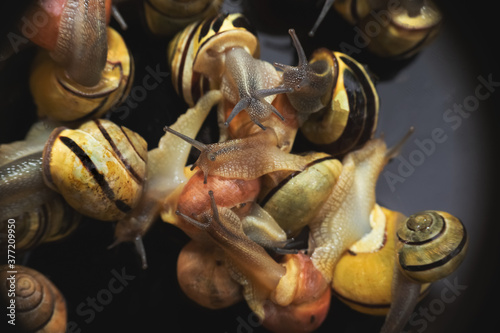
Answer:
(397, 210, 468, 283)
(0, 265, 67, 333)
(30, 27, 133, 123)
(42, 119, 147, 221)
(332, 205, 430, 315)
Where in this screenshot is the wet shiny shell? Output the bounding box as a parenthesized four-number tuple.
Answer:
(332, 206, 429, 315)
(300, 50, 379, 157)
(144, 0, 223, 36)
(0, 265, 67, 332)
(167, 12, 259, 106)
(397, 210, 468, 283)
(333, 0, 372, 25)
(258, 153, 342, 237)
(360, 2, 442, 59)
(42, 119, 147, 221)
(30, 27, 134, 123)
(0, 195, 81, 251)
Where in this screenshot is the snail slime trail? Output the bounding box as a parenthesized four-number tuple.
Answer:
(5, 219, 17, 326)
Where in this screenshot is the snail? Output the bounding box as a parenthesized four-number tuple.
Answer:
(143, 0, 223, 36)
(42, 118, 147, 221)
(176, 190, 331, 332)
(0, 264, 67, 333)
(111, 90, 223, 268)
(275, 29, 379, 156)
(380, 210, 468, 332)
(308, 129, 413, 283)
(30, 26, 134, 123)
(309, 0, 442, 58)
(163, 124, 320, 184)
(167, 13, 291, 129)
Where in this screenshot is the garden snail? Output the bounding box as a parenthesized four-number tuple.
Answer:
(176, 190, 331, 332)
(42, 118, 147, 221)
(0, 265, 67, 333)
(167, 13, 291, 129)
(309, 0, 442, 58)
(309, 129, 413, 283)
(143, 0, 223, 36)
(163, 124, 319, 183)
(275, 29, 379, 156)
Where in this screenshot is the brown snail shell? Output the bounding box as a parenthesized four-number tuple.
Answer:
(42, 119, 147, 221)
(397, 210, 468, 283)
(176, 240, 243, 309)
(0, 265, 67, 332)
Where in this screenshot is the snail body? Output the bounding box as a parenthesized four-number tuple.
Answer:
(0, 265, 67, 333)
(42, 119, 147, 221)
(276, 29, 379, 156)
(144, 0, 223, 36)
(30, 26, 133, 123)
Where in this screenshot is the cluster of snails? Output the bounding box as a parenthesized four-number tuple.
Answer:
(0, 0, 466, 332)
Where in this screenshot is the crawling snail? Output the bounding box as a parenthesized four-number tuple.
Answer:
(0, 265, 67, 333)
(24, 0, 134, 123)
(143, 0, 224, 36)
(309, 0, 442, 58)
(274, 28, 379, 156)
(176, 190, 331, 333)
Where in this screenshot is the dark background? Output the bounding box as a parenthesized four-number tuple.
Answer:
(1, 0, 499, 332)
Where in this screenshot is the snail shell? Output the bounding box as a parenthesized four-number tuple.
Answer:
(167, 12, 259, 107)
(258, 153, 342, 237)
(332, 205, 430, 315)
(299, 49, 379, 156)
(144, 0, 223, 36)
(360, 1, 442, 58)
(397, 210, 468, 283)
(30, 27, 134, 123)
(1, 195, 81, 252)
(42, 119, 147, 221)
(0, 265, 67, 333)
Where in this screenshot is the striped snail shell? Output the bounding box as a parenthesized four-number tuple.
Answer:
(1, 196, 81, 252)
(258, 153, 342, 237)
(42, 119, 147, 221)
(359, 0, 442, 59)
(144, 0, 224, 36)
(397, 210, 468, 283)
(0, 265, 67, 333)
(299, 50, 379, 156)
(30, 27, 134, 123)
(167, 12, 259, 107)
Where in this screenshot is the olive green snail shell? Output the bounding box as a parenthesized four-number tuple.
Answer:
(42, 119, 148, 221)
(397, 210, 468, 283)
